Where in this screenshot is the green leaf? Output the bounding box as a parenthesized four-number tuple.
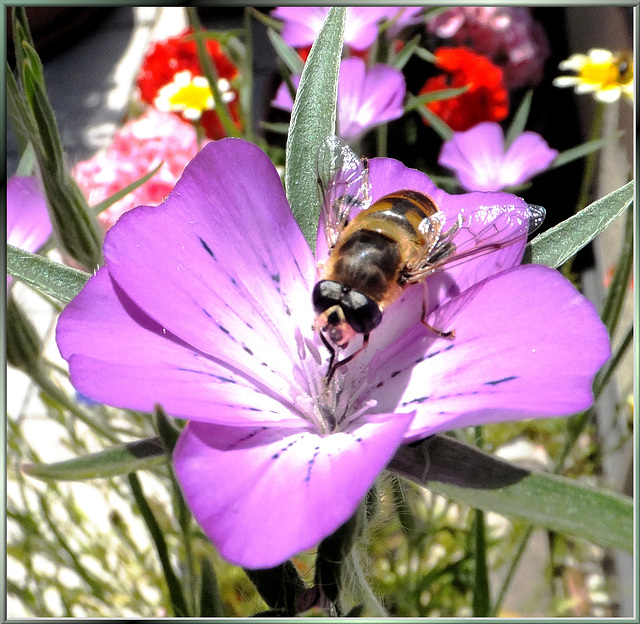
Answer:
(405, 86, 469, 111)
(267, 28, 304, 75)
(391, 34, 421, 70)
(285, 7, 345, 253)
(414, 46, 437, 64)
(549, 132, 624, 170)
(198, 555, 225, 617)
(7, 244, 90, 303)
(21, 437, 167, 481)
(504, 90, 533, 148)
(414, 103, 453, 141)
(389, 435, 633, 553)
(523, 181, 633, 268)
(90, 161, 163, 215)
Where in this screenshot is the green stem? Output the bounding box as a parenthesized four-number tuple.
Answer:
(242, 8, 254, 140)
(491, 525, 535, 616)
(576, 101, 605, 213)
(561, 100, 605, 280)
(600, 206, 634, 337)
(472, 509, 491, 616)
(375, 123, 388, 157)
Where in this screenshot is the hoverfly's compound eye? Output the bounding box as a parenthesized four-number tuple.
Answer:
(312, 280, 343, 314)
(340, 289, 382, 334)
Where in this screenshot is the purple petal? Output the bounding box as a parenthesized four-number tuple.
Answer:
(501, 131, 558, 187)
(438, 122, 507, 192)
(101, 139, 317, 400)
(173, 410, 414, 568)
(348, 265, 609, 439)
(337, 58, 405, 140)
(57, 268, 310, 426)
(7, 176, 52, 288)
(343, 7, 394, 50)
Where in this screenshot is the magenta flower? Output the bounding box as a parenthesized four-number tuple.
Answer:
(427, 7, 550, 89)
(7, 176, 52, 289)
(56, 138, 609, 569)
(73, 108, 208, 231)
(438, 122, 558, 192)
(273, 57, 406, 141)
(272, 7, 395, 51)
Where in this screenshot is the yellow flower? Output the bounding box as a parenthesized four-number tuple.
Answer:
(154, 70, 235, 120)
(553, 48, 633, 103)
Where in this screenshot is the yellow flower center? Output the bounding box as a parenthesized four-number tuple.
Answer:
(154, 71, 235, 120)
(167, 80, 213, 114)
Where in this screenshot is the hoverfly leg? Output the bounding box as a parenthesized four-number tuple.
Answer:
(420, 301, 455, 340)
(325, 333, 370, 384)
(319, 331, 337, 380)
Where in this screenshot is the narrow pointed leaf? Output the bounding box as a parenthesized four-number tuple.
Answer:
(21, 437, 167, 482)
(405, 86, 469, 111)
(549, 133, 624, 170)
(267, 28, 304, 75)
(389, 436, 633, 553)
(7, 244, 90, 303)
(523, 181, 633, 268)
(199, 555, 225, 617)
(505, 89, 533, 148)
(285, 7, 345, 252)
(91, 161, 163, 215)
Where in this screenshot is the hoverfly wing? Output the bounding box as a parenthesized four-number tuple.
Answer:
(317, 136, 372, 250)
(406, 202, 545, 281)
(430, 202, 546, 272)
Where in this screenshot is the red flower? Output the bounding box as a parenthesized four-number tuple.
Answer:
(419, 47, 508, 131)
(136, 28, 242, 140)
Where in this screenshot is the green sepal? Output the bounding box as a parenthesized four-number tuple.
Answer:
(314, 509, 361, 604)
(21, 437, 167, 482)
(389, 435, 633, 553)
(285, 7, 345, 253)
(523, 181, 633, 268)
(6, 296, 44, 373)
(7, 244, 90, 303)
(244, 561, 307, 616)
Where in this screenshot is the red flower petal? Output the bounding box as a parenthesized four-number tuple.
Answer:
(420, 46, 509, 131)
(136, 27, 241, 139)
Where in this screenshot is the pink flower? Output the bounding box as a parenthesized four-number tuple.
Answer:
(427, 7, 550, 90)
(438, 122, 558, 192)
(57, 139, 609, 568)
(72, 108, 208, 231)
(273, 57, 405, 141)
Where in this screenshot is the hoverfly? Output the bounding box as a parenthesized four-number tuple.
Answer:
(313, 136, 545, 382)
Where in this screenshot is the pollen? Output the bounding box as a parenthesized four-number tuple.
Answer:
(154, 70, 236, 120)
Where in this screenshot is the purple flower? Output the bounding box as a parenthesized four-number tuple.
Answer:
(7, 176, 52, 289)
(272, 6, 394, 51)
(56, 138, 610, 569)
(273, 57, 406, 141)
(427, 7, 550, 89)
(438, 122, 558, 192)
